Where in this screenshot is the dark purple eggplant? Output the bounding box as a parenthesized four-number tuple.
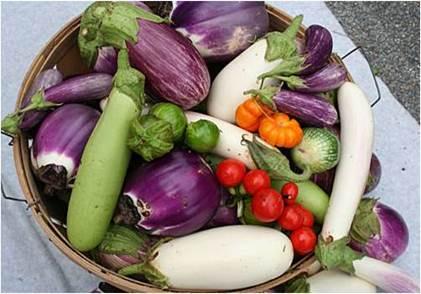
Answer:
(170, 1, 269, 62)
(205, 188, 239, 228)
(311, 153, 382, 194)
(259, 25, 333, 79)
(350, 198, 409, 263)
(78, 2, 210, 109)
(273, 89, 338, 127)
(277, 64, 347, 93)
(31, 104, 100, 190)
(114, 149, 220, 237)
(93, 47, 117, 75)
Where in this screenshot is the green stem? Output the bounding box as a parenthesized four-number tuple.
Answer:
(284, 15, 304, 40)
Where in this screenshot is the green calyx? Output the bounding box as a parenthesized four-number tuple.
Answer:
(244, 135, 312, 182)
(127, 114, 174, 162)
(283, 275, 310, 293)
(274, 75, 305, 90)
(315, 236, 364, 274)
(350, 198, 380, 244)
(1, 90, 61, 136)
(113, 49, 145, 109)
(118, 262, 169, 289)
(149, 103, 187, 142)
(258, 55, 305, 81)
(78, 1, 168, 67)
(244, 86, 279, 109)
(96, 224, 151, 257)
(264, 15, 303, 62)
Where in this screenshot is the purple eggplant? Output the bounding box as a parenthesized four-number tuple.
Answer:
(2, 73, 112, 136)
(19, 69, 64, 131)
(259, 25, 333, 79)
(273, 89, 338, 126)
(78, 2, 210, 110)
(170, 1, 269, 62)
(31, 104, 100, 190)
(93, 47, 117, 75)
(205, 188, 239, 228)
(365, 153, 382, 194)
(277, 64, 347, 93)
(114, 149, 220, 237)
(350, 198, 409, 263)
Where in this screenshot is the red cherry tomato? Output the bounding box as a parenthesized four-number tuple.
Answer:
(296, 205, 314, 227)
(251, 188, 284, 222)
(216, 159, 246, 187)
(277, 205, 303, 231)
(290, 227, 317, 255)
(281, 182, 299, 205)
(243, 169, 271, 195)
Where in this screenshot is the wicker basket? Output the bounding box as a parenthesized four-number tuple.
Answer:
(12, 4, 352, 292)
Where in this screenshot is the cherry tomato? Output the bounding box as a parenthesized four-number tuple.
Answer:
(296, 205, 314, 227)
(277, 205, 303, 231)
(243, 169, 271, 195)
(216, 159, 246, 187)
(290, 227, 317, 255)
(281, 182, 299, 205)
(251, 188, 284, 222)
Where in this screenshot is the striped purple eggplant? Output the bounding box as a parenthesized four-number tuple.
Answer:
(274, 90, 338, 126)
(93, 47, 117, 75)
(279, 64, 347, 93)
(78, 2, 210, 110)
(31, 104, 100, 190)
(19, 69, 63, 131)
(114, 149, 220, 237)
(170, 1, 269, 62)
(259, 25, 333, 80)
(300, 25, 333, 75)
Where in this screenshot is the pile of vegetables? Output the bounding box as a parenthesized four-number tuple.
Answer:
(2, 1, 419, 292)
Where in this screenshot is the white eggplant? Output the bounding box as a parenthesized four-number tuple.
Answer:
(207, 39, 281, 123)
(150, 225, 294, 290)
(321, 82, 374, 240)
(307, 270, 376, 293)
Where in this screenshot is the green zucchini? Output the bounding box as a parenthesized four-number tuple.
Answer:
(291, 128, 340, 173)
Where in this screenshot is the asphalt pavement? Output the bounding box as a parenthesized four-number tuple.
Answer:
(327, 1, 420, 122)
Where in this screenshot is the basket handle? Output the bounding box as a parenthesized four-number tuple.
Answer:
(340, 46, 382, 108)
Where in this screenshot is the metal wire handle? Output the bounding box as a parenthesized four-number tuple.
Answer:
(340, 46, 382, 108)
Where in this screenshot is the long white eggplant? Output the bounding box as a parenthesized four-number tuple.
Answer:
(207, 39, 281, 123)
(150, 225, 294, 290)
(317, 82, 420, 292)
(185, 111, 257, 168)
(307, 270, 376, 293)
(321, 82, 374, 240)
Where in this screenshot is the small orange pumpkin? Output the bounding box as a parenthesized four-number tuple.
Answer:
(258, 113, 303, 148)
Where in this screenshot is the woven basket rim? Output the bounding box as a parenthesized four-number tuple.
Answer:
(12, 3, 352, 292)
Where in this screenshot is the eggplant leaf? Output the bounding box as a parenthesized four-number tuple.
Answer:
(315, 236, 364, 274)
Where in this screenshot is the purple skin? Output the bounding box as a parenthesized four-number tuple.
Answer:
(116, 149, 220, 237)
(19, 69, 63, 131)
(285, 64, 347, 93)
(311, 153, 381, 195)
(300, 25, 333, 75)
(274, 89, 338, 127)
(127, 18, 211, 109)
(93, 47, 117, 75)
(170, 1, 269, 62)
(32, 104, 100, 189)
(350, 201, 409, 263)
(205, 188, 239, 228)
(42, 73, 112, 104)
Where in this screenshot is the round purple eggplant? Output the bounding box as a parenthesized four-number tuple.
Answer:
(205, 188, 239, 228)
(114, 149, 220, 237)
(170, 1, 269, 62)
(350, 198, 409, 263)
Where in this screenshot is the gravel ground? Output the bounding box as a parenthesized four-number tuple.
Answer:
(327, 1, 420, 122)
